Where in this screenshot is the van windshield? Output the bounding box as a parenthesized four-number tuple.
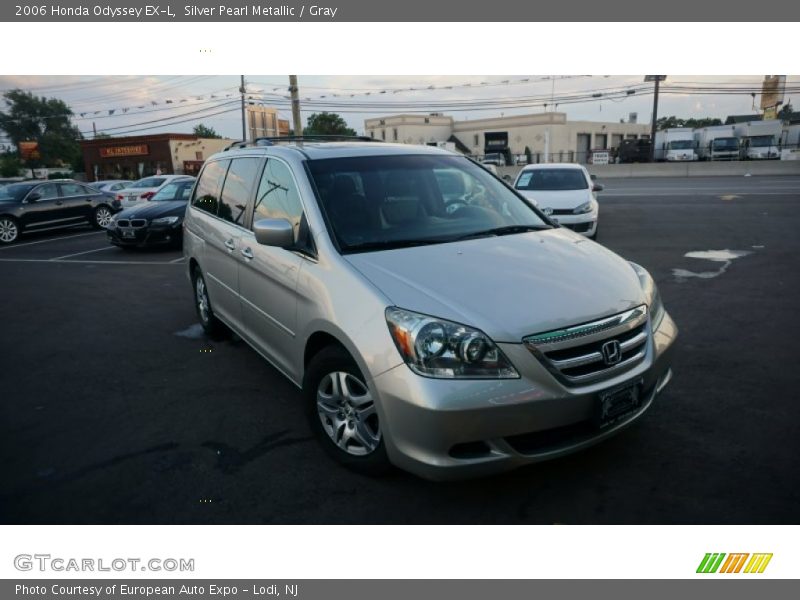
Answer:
(668, 140, 694, 150)
(307, 155, 550, 253)
(749, 135, 774, 147)
(712, 138, 738, 150)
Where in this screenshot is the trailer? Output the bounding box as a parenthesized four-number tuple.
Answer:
(654, 128, 697, 162)
(780, 124, 800, 160)
(694, 125, 740, 161)
(734, 119, 782, 160)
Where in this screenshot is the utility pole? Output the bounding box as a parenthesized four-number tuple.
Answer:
(645, 75, 666, 162)
(239, 75, 247, 141)
(289, 75, 303, 137)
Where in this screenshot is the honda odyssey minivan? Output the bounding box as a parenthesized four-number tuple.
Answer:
(183, 138, 677, 480)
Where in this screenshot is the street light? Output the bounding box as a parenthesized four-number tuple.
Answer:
(645, 76, 667, 162)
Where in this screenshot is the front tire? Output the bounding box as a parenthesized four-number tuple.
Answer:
(304, 346, 390, 475)
(192, 268, 224, 336)
(0, 216, 20, 244)
(92, 205, 113, 229)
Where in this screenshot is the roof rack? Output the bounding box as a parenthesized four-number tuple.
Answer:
(223, 135, 379, 151)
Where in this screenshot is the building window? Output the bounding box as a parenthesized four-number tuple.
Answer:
(393, 128, 398, 141)
(381, 129, 386, 141)
(474, 134, 479, 146)
(424, 117, 430, 124)
(195, 151, 203, 160)
(379, 119, 385, 125)
(369, 130, 374, 138)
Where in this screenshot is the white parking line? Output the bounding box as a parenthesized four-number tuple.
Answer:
(0, 230, 104, 250)
(0, 258, 184, 265)
(50, 246, 117, 260)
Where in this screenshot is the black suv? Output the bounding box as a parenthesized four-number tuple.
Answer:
(0, 179, 120, 244)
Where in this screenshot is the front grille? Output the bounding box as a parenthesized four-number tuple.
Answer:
(130, 219, 147, 228)
(524, 305, 649, 385)
(564, 222, 592, 233)
(552, 208, 574, 215)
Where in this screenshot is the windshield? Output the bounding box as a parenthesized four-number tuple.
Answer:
(515, 168, 588, 191)
(152, 181, 192, 201)
(482, 153, 502, 161)
(749, 135, 774, 147)
(668, 140, 694, 150)
(0, 183, 36, 202)
(712, 138, 738, 150)
(130, 177, 166, 188)
(307, 155, 549, 253)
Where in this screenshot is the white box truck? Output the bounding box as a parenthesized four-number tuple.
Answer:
(654, 128, 698, 161)
(780, 124, 800, 160)
(734, 119, 782, 160)
(694, 125, 740, 161)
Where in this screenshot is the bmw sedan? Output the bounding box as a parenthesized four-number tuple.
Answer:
(0, 179, 120, 244)
(107, 177, 195, 249)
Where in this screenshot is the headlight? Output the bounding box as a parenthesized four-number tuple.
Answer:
(573, 200, 593, 214)
(385, 307, 519, 379)
(630, 262, 665, 332)
(151, 216, 180, 226)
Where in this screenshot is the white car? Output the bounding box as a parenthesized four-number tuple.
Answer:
(118, 175, 193, 209)
(513, 163, 601, 240)
(89, 179, 133, 194)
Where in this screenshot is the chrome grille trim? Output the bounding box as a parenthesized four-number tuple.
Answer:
(524, 305, 650, 386)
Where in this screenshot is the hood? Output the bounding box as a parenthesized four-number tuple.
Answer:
(517, 189, 591, 210)
(117, 201, 186, 219)
(345, 228, 645, 342)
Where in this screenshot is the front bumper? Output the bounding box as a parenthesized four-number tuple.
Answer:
(551, 208, 598, 237)
(107, 224, 182, 248)
(372, 311, 677, 480)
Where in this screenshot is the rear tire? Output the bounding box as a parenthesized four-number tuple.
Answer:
(0, 216, 20, 245)
(303, 345, 390, 476)
(92, 205, 113, 229)
(192, 268, 224, 336)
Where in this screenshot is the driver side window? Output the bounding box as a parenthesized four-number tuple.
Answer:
(252, 159, 303, 242)
(30, 184, 59, 201)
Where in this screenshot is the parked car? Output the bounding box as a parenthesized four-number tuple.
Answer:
(513, 163, 601, 239)
(117, 175, 191, 208)
(480, 152, 506, 167)
(88, 179, 134, 194)
(0, 179, 120, 244)
(183, 139, 676, 480)
(107, 178, 195, 249)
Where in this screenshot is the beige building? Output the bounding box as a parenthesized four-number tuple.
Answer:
(365, 112, 651, 163)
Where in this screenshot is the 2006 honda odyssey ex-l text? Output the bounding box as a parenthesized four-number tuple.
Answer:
(183, 137, 677, 480)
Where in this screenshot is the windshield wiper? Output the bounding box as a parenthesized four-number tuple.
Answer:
(343, 238, 448, 253)
(452, 224, 550, 241)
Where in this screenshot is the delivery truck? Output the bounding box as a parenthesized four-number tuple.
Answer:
(694, 125, 740, 161)
(654, 128, 698, 161)
(734, 119, 782, 160)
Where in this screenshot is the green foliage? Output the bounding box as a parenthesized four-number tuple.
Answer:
(0, 152, 22, 177)
(524, 146, 533, 164)
(193, 124, 222, 139)
(304, 112, 357, 137)
(0, 89, 83, 167)
(657, 115, 723, 130)
(778, 103, 794, 122)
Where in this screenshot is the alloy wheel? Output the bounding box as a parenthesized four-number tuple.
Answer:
(195, 276, 210, 324)
(316, 371, 381, 456)
(0, 218, 18, 243)
(95, 207, 112, 228)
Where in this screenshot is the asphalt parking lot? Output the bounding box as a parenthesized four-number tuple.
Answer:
(1, 175, 799, 524)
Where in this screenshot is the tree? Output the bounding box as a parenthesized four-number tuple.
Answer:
(303, 112, 357, 137)
(0, 152, 22, 177)
(778, 103, 794, 122)
(0, 89, 82, 167)
(193, 124, 221, 139)
(524, 146, 533, 164)
(683, 117, 722, 128)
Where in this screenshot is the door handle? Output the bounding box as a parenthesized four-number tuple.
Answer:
(224, 239, 235, 251)
(241, 247, 254, 260)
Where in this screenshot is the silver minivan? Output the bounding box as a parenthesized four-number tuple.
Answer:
(183, 139, 677, 480)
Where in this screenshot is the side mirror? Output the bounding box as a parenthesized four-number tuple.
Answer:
(592, 183, 604, 192)
(590, 174, 597, 181)
(26, 192, 41, 202)
(253, 218, 294, 248)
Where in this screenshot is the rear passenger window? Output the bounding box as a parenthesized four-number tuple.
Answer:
(60, 183, 87, 196)
(253, 159, 303, 241)
(192, 160, 229, 215)
(218, 157, 261, 226)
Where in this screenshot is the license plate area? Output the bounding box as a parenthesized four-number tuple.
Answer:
(122, 230, 135, 238)
(595, 378, 643, 429)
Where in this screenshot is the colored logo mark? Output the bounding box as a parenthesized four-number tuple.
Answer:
(696, 553, 773, 574)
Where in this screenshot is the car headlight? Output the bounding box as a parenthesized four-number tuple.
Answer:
(151, 216, 181, 226)
(630, 262, 666, 331)
(573, 200, 593, 214)
(385, 307, 519, 379)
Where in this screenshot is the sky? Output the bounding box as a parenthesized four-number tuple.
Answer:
(0, 75, 797, 146)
